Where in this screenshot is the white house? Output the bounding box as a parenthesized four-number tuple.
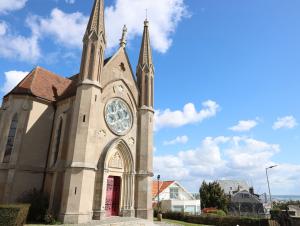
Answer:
(152, 181, 201, 215)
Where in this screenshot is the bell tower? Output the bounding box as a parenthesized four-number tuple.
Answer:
(135, 19, 155, 220)
(58, 0, 106, 223)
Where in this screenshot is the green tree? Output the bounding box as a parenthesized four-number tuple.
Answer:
(200, 181, 229, 212)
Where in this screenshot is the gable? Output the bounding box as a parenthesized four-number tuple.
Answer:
(101, 48, 138, 104)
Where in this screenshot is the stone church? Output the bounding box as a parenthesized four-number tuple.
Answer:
(0, 0, 154, 223)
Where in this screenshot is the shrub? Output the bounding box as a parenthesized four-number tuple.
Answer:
(163, 211, 269, 226)
(17, 188, 49, 223)
(0, 204, 30, 226)
(206, 209, 227, 217)
(270, 209, 292, 226)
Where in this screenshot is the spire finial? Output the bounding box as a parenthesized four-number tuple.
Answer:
(120, 25, 128, 48)
(144, 9, 149, 26)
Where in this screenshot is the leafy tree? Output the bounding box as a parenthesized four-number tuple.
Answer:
(273, 200, 300, 210)
(200, 181, 229, 212)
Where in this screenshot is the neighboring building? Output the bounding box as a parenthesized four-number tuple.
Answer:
(217, 180, 250, 195)
(217, 180, 265, 216)
(289, 205, 300, 217)
(152, 181, 201, 215)
(228, 190, 265, 216)
(0, 0, 155, 224)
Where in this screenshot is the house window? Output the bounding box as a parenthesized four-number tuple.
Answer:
(185, 205, 196, 214)
(3, 114, 18, 163)
(52, 119, 63, 166)
(242, 193, 250, 199)
(172, 205, 183, 212)
(170, 187, 179, 199)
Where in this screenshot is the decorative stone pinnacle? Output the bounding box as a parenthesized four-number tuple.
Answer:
(120, 25, 128, 48)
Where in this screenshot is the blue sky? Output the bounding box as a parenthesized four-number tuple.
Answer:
(0, 0, 300, 195)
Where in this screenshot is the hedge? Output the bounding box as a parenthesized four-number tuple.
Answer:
(163, 211, 270, 226)
(0, 204, 30, 226)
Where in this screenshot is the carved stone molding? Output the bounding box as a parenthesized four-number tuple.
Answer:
(96, 130, 106, 138)
(108, 151, 123, 169)
(128, 137, 135, 145)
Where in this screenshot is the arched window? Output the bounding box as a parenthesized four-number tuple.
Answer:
(151, 76, 154, 107)
(88, 44, 95, 80)
(3, 114, 18, 163)
(52, 119, 63, 166)
(80, 44, 88, 79)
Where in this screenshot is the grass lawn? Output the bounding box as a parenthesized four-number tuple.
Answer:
(156, 218, 210, 226)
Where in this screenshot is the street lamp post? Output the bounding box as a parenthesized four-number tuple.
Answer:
(157, 174, 160, 211)
(157, 175, 162, 221)
(266, 165, 278, 209)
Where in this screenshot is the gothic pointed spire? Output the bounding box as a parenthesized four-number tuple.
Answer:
(79, 0, 106, 82)
(85, 0, 106, 43)
(137, 19, 153, 72)
(137, 19, 154, 108)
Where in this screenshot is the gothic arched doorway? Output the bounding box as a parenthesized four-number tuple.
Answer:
(93, 139, 135, 220)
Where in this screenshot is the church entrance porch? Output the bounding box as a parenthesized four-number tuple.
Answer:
(93, 140, 135, 220)
(105, 176, 121, 217)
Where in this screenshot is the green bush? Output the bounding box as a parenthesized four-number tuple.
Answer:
(0, 204, 30, 226)
(204, 209, 226, 217)
(163, 211, 269, 226)
(17, 189, 49, 223)
(270, 209, 292, 226)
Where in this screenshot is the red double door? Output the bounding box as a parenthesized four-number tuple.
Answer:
(105, 176, 121, 217)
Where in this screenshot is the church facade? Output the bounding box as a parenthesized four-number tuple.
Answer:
(0, 0, 154, 224)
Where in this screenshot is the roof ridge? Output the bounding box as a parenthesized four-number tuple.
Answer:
(30, 66, 39, 92)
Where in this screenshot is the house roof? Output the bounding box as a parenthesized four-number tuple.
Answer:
(152, 181, 174, 198)
(217, 180, 249, 194)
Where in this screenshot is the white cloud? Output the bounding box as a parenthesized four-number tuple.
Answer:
(105, 0, 188, 53)
(0, 21, 40, 62)
(163, 135, 189, 145)
(0, 0, 27, 13)
(154, 100, 220, 131)
(28, 8, 88, 48)
(272, 116, 298, 130)
(154, 136, 300, 194)
(1, 71, 29, 93)
(0, 0, 187, 62)
(229, 120, 258, 132)
(26, 0, 188, 53)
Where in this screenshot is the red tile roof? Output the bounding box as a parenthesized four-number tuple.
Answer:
(6, 66, 73, 102)
(4, 57, 114, 103)
(152, 181, 174, 198)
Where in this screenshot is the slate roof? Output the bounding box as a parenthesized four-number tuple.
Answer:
(217, 180, 250, 195)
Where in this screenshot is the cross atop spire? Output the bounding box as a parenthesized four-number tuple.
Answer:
(137, 19, 153, 71)
(85, 0, 106, 42)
